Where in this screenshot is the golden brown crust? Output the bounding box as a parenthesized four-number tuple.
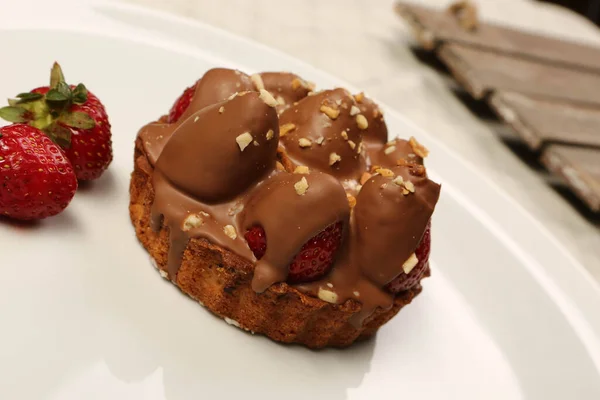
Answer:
(130, 135, 423, 349)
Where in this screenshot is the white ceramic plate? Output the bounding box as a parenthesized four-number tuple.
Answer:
(1, 1, 600, 399)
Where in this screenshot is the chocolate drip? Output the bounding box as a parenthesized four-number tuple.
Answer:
(178, 68, 254, 122)
(156, 92, 279, 203)
(240, 171, 350, 292)
(279, 89, 366, 180)
(259, 72, 313, 113)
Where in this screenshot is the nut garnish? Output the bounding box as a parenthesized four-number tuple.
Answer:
(294, 165, 310, 174)
(320, 105, 340, 120)
(291, 78, 303, 90)
(253, 140, 259, 146)
(218, 106, 225, 114)
(384, 145, 396, 155)
(392, 175, 404, 186)
(298, 138, 312, 148)
(279, 123, 296, 137)
(275, 161, 285, 171)
(375, 168, 394, 177)
(357, 142, 364, 154)
(194, 116, 200, 122)
(402, 253, 419, 274)
(354, 92, 364, 103)
(318, 287, 339, 304)
(329, 152, 341, 166)
(294, 176, 309, 195)
(259, 89, 278, 108)
(265, 129, 274, 140)
(228, 92, 238, 100)
(341, 131, 349, 140)
(335, 99, 342, 106)
(348, 140, 356, 150)
(276, 95, 286, 105)
(353, 291, 360, 297)
(404, 180, 415, 193)
(360, 172, 372, 185)
(315, 136, 325, 145)
(223, 225, 237, 240)
(327, 282, 334, 288)
(228, 203, 244, 216)
(235, 132, 253, 151)
(350, 105, 361, 116)
(250, 73, 265, 91)
(370, 165, 381, 173)
(356, 114, 368, 130)
(182, 213, 204, 231)
(347, 193, 357, 208)
(373, 108, 381, 118)
(409, 136, 430, 158)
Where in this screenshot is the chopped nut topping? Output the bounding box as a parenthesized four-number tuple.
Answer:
(380, 183, 388, 189)
(199, 211, 210, 217)
(335, 99, 342, 106)
(402, 188, 410, 196)
(218, 106, 225, 114)
(322, 121, 332, 128)
(253, 140, 259, 146)
(291, 78, 303, 90)
(259, 89, 278, 108)
(294, 165, 310, 174)
(360, 172, 372, 185)
(276, 95, 286, 105)
(329, 152, 341, 166)
(356, 114, 368, 130)
(409, 136, 430, 158)
(279, 123, 296, 137)
(346, 193, 357, 208)
(373, 108, 381, 118)
(341, 131, 349, 140)
(228, 92, 238, 100)
(315, 136, 325, 145)
(250, 73, 265, 91)
(194, 116, 200, 122)
(354, 92, 364, 103)
(350, 105, 361, 116)
(294, 176, 309, 195)
(275, 161, 285, 171)
(370, 165, 381, 173)
(182, 213, 204, 231)
(223, 225, 237, 240)
(376, 168, 394, 177)
(392, 175, 404, 186)
(357, 142, 364, 154)
(298, 138, 312, 148)
(353, 291, 360, 297)
(318, 287, 338, 303)
(348, 140, 356, 150)
(327, 282, 334, 288)
(402, 253, 419, 274)
(228, 203, 244, 216)
(235, 132, 253, 151)
(404, 180, 415, 193)
(411, 164, 427, 177)
(320, 104, 340, 120)
(384, 145, 396, 155)
(265, 129, 274, 140)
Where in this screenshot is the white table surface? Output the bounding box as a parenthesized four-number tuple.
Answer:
(117, 0, 600, 279)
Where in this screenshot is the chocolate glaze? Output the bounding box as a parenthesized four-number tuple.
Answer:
(240, 171, 350, 292)
(259, 72, 313, 113)
(137, 67, 441, 326)
(368, 138, 424, 169)
(354, 93, 388, 150)
(279, 89, 366, 180)
(178, 68, 254, 122)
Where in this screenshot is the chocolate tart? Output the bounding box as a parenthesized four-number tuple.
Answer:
(129, 68, 440, 348)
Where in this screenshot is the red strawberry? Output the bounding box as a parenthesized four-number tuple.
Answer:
(245, 221, 343, 284)
(0, 124, 77, 220)
(385, 223, 431, 293)
(168, 84, 196, 123)
(0, 63, 112, 181)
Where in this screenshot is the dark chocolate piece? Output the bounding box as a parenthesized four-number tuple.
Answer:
(541, 145, 600, 212)
(490, 91, 600, 150)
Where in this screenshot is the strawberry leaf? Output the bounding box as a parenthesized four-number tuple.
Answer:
(72, 84, 88, 104)
(45, 89, 69, 103)
(16, 92, 43, 103)
(0, 106, 28, 123)
(58, 111, 95, 129)
(50, 62, 66, 88)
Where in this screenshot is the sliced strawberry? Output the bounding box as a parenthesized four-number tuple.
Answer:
(245, 221, 343, 284)
(168, 84, 196, 123)
(385, 223, 431, 293)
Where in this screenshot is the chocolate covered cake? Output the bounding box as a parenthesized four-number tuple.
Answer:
(129, 68, 441, 348)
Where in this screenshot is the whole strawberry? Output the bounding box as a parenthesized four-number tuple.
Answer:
(245, 221, 343, 284)
(0, 124, 77, 220)
(0, 63, 112, 180)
